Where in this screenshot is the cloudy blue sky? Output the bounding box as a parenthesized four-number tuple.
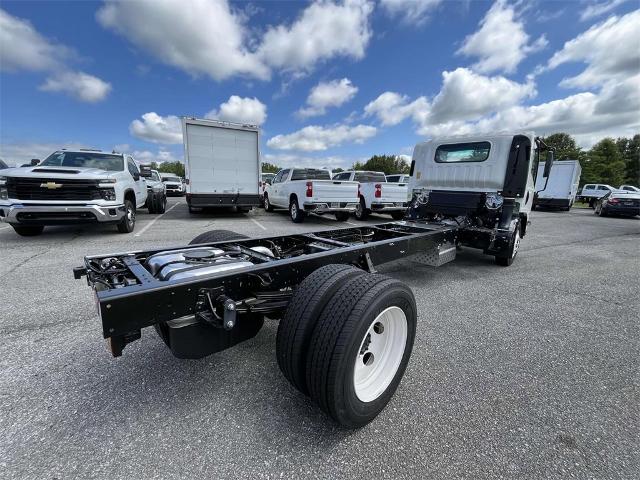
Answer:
(0, 0, 638, 168)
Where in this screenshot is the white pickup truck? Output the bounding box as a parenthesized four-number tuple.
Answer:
(332, 170, 408, 220)
(577, 184, 617, 207)
(0, 149, 148, 236)
(263, 167, 358, 222)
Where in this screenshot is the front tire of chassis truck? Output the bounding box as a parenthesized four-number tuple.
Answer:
(495, 222, 521, 267)
(335, 212, 350, 222)
(305, 273, 417, 428)
(390, 211, 405, 221)
(11, 225, 44, 236)
(277, 264, 367, 395)
(289, 197, 305, 223)
(116, 199, 135, 233)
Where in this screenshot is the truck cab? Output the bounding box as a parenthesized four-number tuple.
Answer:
(409, 132, 552, 265)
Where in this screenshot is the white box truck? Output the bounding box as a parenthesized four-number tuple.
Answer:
(534, 160, 582, 211)
(182, 117, 261, 213)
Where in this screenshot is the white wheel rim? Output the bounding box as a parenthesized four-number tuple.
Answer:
(512, 230, 520, 259)
(354, 306, 408, 403)
(291, 202, 297, 217)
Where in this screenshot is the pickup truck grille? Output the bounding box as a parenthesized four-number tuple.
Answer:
(6, 177, 102, 201)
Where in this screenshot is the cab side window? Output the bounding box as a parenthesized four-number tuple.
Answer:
(333, 172, 350, 181)
(127, 158, 140, 178)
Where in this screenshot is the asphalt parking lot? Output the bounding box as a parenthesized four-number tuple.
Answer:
(1, 198, 638, 479)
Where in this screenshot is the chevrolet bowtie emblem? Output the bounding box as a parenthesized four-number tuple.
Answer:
(40, 182, 63, 189)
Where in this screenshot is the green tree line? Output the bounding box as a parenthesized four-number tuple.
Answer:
(543, 132, 639, 187)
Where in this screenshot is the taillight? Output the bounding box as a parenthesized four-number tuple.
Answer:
(185, 179, 190, 185)
(608, 197, 619, 204)
(374, 184, 382, 198)
(357, 183, 361, 198)
(259, 181, 262, 187)
(306, 181, 313, 197)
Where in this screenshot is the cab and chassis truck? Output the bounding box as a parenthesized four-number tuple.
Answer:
(74, 133, 554, 428)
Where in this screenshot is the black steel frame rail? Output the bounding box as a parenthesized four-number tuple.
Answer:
(84, 221, 457, 338)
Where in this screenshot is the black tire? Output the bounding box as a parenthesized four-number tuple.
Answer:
(289, 197, 305, 223)
(147, 194, 157, 214)
(189, 229, 248, 245)
(11, 225, 44, 236)
(390, 211, 405, 220)
(494, 221, 520, 267)
(354, 197, 370, 220)
(305, 273, 417, 428)
(598, 205, 607, 217)
(277, 264, 366, 395)
(263, 194, 274, 212)
(116, 199, 135, 233)
(335, 212, 350, 222)
(156, 195, 167, 214)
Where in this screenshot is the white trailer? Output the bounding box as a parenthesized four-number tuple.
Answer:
(534, 160, 582, 210)
(182, 117, 261, 213)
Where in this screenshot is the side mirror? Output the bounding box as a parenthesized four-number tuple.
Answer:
(265, 179, 272, 185)
(30, 159, 40, 166)
(133, 172, 140, 181)
(543, 151, 554, 178)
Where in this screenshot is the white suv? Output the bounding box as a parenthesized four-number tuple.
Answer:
(0, 149, 148, 236)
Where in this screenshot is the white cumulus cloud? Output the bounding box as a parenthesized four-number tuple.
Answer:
(97, 0, 268, 81)
(297, 78, 358, 118)
(547, 10, 640, 88)
(206, 96, 267, 125)
(457, 0, 547, 74)
(0, 8, 110, 102)
(129, 113, 183, 144)
(427, 68, 536, 124)
(39, 71, 112, 103)
(97, 0, 373, 81)
(364, 92, 429, 126)
(380, 0, 442, 25)
(580, 0, 628, 22)
(267, 124, 377, 151)
(257, 0, 373, 73)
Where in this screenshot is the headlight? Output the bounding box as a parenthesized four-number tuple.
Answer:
(0, 186, 7, 200)
(485, 193, 503, 210)
(98, 178, 116, 188)
(99, 188, 116, 201)
(0, 176, 6, 186)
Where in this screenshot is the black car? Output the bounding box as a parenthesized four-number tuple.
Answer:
(594, 191, 640, 217)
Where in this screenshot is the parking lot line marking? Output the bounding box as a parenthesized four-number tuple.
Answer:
(134, 202, 181, 237)
(250, 218, 267, 230)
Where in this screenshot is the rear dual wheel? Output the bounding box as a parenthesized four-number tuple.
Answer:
(277, 264, 417, 428)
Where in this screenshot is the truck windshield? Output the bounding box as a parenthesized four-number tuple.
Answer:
(40, 151, 124, 171)
(291, 169, 331, 181)
(435, 142, 490, 163)
(150, 171, 161, 182)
